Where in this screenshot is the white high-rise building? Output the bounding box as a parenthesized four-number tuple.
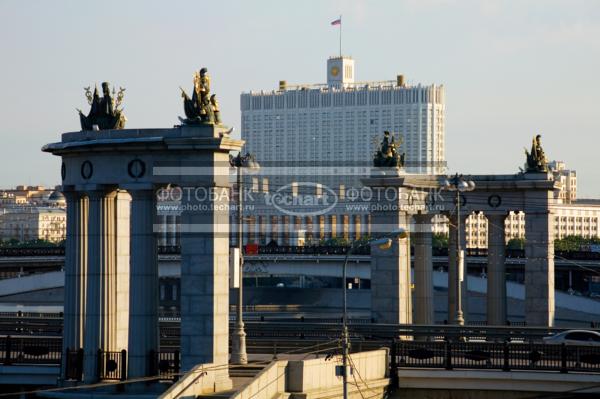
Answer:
(235, 57, 446, 245)
(241, 56, 446, 175)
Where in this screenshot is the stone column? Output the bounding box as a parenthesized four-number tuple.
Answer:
(102, 192, 117, 352)
(62, 190, 82, 377)
(487, 213, 507, 326)
(83, 190, 108, 383)
(127, 189, 158, 378)
(157, 214, 167, 247)
(115, 191, 130, 351)
(448, 213, 468, 324)
(230, 212, 238, 247)
(78, 197, 88, 349)
(174, 215, 181, 247)
(524, 192, 555, 326)
(276, 216, 284, 245)
(370, 208, 412, 324)
(413, 213, 434, 325)
(311, 216, 320, 244)
(179, 171, 231, 390)
(264, 216, 271, 244)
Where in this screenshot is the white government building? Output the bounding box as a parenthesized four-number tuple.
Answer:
(233, 56, 446, 245)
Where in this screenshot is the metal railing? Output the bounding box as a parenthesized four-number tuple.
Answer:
(0, 335, 62, 365)
(4, 245, 600, 260)
(64, 347, 83, 381)
(394, 340, 600, 373)
(98, 349, 127, 381)
(150, 350, 180, 381)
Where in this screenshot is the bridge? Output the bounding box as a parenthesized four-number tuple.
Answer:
(0, 320, 599, 393)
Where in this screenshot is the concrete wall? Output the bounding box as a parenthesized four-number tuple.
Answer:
(395, 369, 600, 398)
(229, 349, 389, 399)
(159, 362, 226, 399)
(287, 349, 389, 393)
(230, 360, 289, 399)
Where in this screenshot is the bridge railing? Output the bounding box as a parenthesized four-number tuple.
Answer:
(0, 335, 62, 365)
(150, 349, 180, 381)
(98, 349, 127, 381)
(394, 340, 600, 373)
(64, 348, 83, 381)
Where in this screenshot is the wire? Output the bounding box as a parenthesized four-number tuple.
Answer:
(0, 340, 341, 398)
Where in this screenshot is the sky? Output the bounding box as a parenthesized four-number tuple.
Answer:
(0, 0, 599, 196)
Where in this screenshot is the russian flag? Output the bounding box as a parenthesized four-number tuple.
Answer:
(331, 18, 341, 26)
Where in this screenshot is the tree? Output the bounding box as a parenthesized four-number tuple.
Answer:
(554, 235, 598, 252)
(507, 238, 525, 250)
(432, 233, 448, 249)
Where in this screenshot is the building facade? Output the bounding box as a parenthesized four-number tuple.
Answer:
(0, 207, 66, 243)
(236, 56, 446, 245)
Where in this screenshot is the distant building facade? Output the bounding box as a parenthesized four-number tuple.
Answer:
(0, 186, 66, 243)
(235, 56, 446, 245)
(455, 162, 596, 248)
(0, 207, 66, 243)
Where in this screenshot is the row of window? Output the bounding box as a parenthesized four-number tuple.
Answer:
(241, 86, 445, 110)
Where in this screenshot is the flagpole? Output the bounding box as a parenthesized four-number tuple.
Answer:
(339, 14, 342, 57)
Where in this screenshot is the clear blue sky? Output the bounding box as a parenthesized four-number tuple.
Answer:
(1, 0, 598, 196)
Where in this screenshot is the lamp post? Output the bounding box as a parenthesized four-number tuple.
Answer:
(230, 152, 260, 365)
(340, 229, 408, 399)
(442, 174, 475, 325)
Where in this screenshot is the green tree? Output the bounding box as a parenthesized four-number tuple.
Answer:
(554, 235, 598, 251)
(432, 233, 448, 249)
(507, 238, 525, 250)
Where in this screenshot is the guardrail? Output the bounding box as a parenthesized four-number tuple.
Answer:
(394, 340, 600, 373)
(4, 245, 600, 260)
(98, 349, 127, 381)
(0, 335, 61, 365)
(2, 318, 600, 343)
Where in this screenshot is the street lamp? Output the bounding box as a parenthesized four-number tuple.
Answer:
(229, 152, 260, 365)
(441, 174, 475, 325)
(339, 228, 408, 399)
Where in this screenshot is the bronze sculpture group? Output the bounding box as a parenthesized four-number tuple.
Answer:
(180, 68, 221, 125)
(77, 67, 222, 131)
(78, 82, 126, 130)
(373, 131, 405, 168)
(74, 73, 552, 178)
(524, 134, 548, 172)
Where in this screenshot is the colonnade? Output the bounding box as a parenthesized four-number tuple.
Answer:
(366, 173, 556, 327)
(230, 213, 372, 246)
(62, 188, 157, 383)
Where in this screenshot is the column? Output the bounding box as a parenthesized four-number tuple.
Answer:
(127, 189, 158, 378)
(61, 191, 82, 377)
(230, 212, 238, 247)
(329, 215, 336, 239)
(287, 216, 295, 245)
(524, 194, 555, 326)
(312, 216, 320, 244)
(78, 197, 88, 349)
(179, 177, 231, 391)
(82, 190, 107, 383)
(115, 191, 130, 351)
(487, 213, 507, 326)
(370, 209, 412, 325)
(413, 213, 434, 325)
(264, 216, 272, 244)
(174, 215, 181, 247)
(277, 216, 284, 245)
(102, 192, 117, 352)
(157, 214, 167, 247)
